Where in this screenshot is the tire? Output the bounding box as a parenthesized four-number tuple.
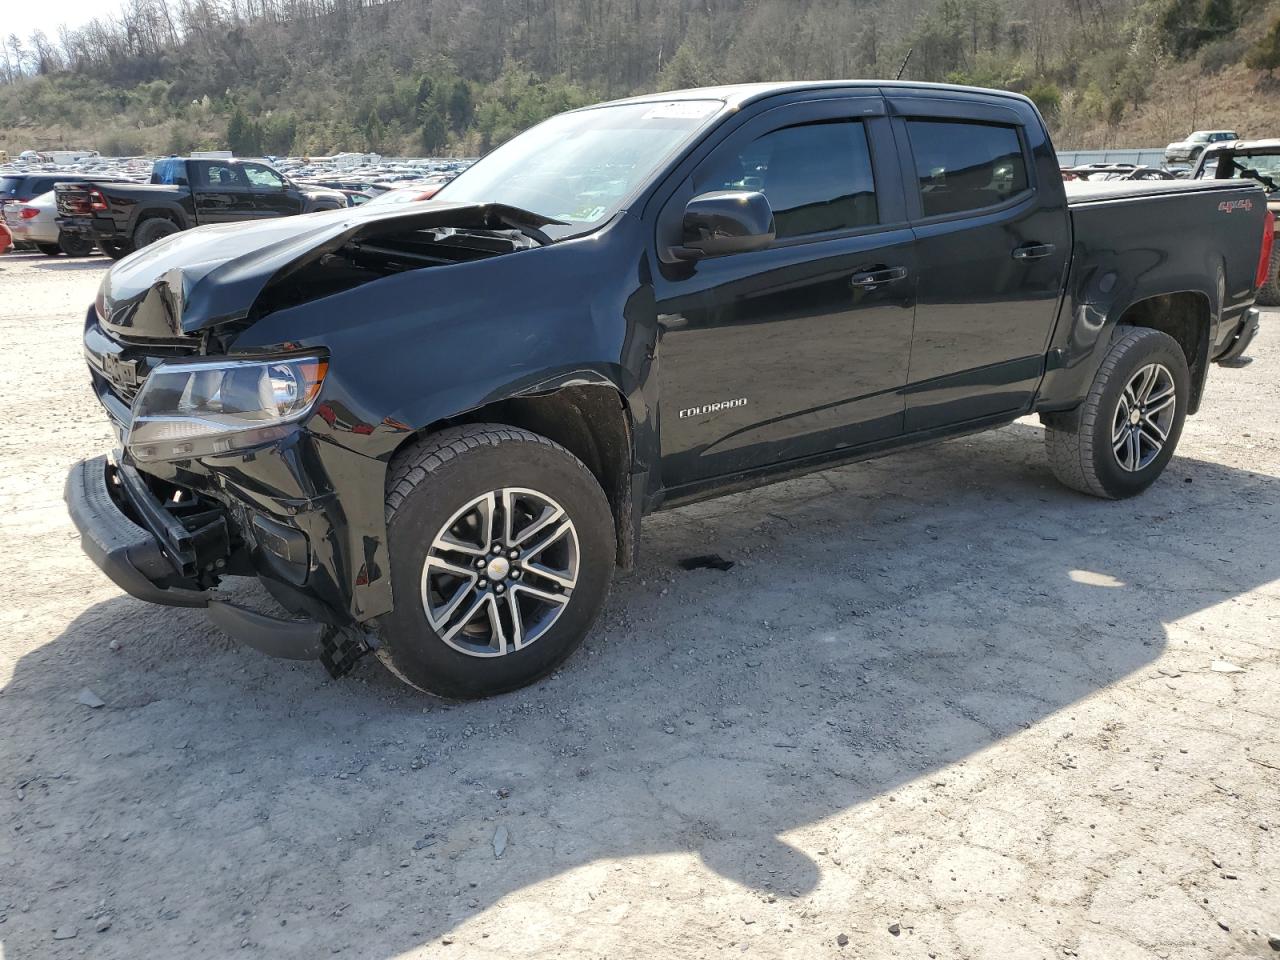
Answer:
(1258, 245, 1280, 307)
(1044, 325, 1190, 499)
(97, 238, 133, 260)
(35, 242, 62, 256)
(132, 217, 179, 249)
(58, 231, 95, 257)
(376, 424, 615, 699)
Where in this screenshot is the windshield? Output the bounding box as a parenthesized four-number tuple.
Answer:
(433, 100, 723, 233)
(1218, 152, 1280, 193)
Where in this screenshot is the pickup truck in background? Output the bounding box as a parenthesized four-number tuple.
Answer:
(54, 157, 347, 259)
(1193, 138, 1280, 305)
(66, 82, 1271, 699)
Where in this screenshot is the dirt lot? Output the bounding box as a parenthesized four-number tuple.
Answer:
(0, 250, 1277, 960)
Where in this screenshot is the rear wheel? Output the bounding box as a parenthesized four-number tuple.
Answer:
(1044, 326, 1190, 499)
(1258, 245, 1280, 307)
(97, 238, 133, 260)
(58, 231, 95, 257)
(132, 217, 179, 249)
(35, 242, 62, 257)
(376, 425, 615, 699)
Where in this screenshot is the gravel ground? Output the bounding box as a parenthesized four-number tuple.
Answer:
(1, 251, 1277, 960)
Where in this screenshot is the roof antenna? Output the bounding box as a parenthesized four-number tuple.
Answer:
(895, 48, 913, 81)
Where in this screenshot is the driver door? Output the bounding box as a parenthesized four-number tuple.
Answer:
(652, 96, 917, 490)
(242, 163, 304, 218)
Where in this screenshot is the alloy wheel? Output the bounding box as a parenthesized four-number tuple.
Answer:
(1112, 362, 1176, 472)
(421, 487, 580, 657)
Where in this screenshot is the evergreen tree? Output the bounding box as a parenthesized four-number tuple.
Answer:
(226, 105, 249, 154)
(1199, 0, 1235, 42)
(1246, 15, 1280, 77)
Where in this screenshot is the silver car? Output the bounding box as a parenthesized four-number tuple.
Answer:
(2, 190, 97, 256)
(1164, 130, 1239, 166)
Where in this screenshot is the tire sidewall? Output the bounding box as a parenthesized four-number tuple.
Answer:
(378, 440, 615, 699)
(58, 232, 95, 257)
(134, 218, 179, 248)
(1090, 332, 1190, 497)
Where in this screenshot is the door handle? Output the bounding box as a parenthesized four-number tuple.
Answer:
(850, 266, 907, 290)
(1012, 243, 1056, 261)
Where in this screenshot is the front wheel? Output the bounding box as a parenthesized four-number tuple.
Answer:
(376, 425, 616, 699)
(1044, 326, 1190, 499)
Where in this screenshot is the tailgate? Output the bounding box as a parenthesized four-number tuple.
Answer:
(55, 182, 103, 217)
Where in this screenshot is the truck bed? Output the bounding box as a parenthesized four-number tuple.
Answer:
(1064, 177, 1255, 205)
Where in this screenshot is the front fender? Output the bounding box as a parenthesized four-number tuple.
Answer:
(227, 217, 655, 622)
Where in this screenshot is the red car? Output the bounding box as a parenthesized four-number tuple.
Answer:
(0, 221, 12, 254)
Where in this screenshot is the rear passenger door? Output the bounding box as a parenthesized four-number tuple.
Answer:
(192, 162, 258, 224)
(889, 95, 1070, 432)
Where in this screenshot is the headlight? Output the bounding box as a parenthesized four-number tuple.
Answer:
(127, 355, 328, 462)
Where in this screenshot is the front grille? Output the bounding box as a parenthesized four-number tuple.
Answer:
(83, 313, 199, 417)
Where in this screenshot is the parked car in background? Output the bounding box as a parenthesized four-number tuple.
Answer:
(3, 191, 97, 256)
(1194, 138, 1280, 304)
(338, 189, 374, 206)
(1164, 130, 1239, 166)
(1, 172, 124, 217)
(66, 81, 1269, 699)
(54, 157, 347, 259)
(1062, 164, 1176, 182)
(364, 183, 445, 206)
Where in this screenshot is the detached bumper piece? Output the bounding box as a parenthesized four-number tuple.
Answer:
(65, 455, 367, 674)
(1215, 308, 1260, 365)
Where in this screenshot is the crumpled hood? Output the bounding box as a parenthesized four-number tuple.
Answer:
(97, 202, 561, 339)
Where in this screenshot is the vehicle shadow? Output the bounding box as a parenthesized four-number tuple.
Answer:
(2, 421, 1275, 958)
(26, 257, 109, 272)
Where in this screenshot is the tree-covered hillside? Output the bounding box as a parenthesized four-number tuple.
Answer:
(1, 0, 1278, 156)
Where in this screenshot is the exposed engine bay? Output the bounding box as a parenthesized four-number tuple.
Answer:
(253, 226, 543, 317)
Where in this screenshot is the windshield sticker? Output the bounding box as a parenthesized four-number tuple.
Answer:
(641, 101, 719, 121)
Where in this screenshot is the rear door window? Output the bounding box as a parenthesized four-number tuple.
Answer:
(699, 119, 878, 239)
(905, 119, 1029, 218)
(0, 177, 23, 199)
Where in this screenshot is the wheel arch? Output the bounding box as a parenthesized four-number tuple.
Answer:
(1111, 290, 1212, 413)
(387, 382, 640, 570)
(129, 204, 187, 237)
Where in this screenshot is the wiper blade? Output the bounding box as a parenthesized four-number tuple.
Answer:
(1230, 158, 1278, 194)
(480, 203, 568, 246)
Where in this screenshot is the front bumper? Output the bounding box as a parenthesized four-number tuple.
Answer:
(65, 454, 328, 660)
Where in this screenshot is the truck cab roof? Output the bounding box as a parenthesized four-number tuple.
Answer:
(593, 80, 1036, 112)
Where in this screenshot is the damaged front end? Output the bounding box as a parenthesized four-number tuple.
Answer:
(69, 201, 561, 676)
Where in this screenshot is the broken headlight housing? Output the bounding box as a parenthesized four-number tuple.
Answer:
(127, 355, 328, 463)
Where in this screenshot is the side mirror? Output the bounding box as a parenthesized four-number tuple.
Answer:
(673, 190, 775, 260)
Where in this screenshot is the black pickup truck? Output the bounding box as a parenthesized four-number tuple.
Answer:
(65, 82, 1271, 698)
(55, 156, 346, 259)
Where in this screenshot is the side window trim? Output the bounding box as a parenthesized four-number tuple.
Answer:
(668, 103, 907, 256)
(894, 114, 1036, 225)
